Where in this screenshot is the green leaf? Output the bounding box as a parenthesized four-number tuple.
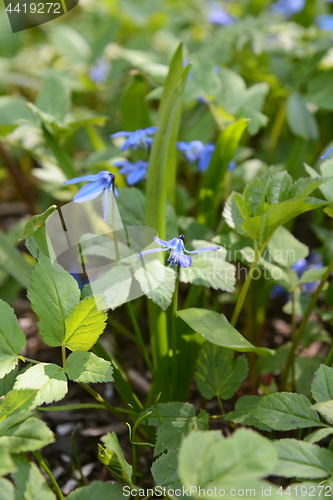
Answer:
(287, 92, 319, 140)
(64, 296, 107, 351)
(0, 355, 21, 379)
(0, 300, 26, 356)
(12, 454, 56, 500)
(267, 172, 293, 205)
(300, 267, 328, 284)
(178, 308, 274, 357)
(82, 266, 132, 310)
(143, 402, 209, 456)
(325, 205, 333, 218)
(65, 352, 113, 384)
(311, 400, 333, 425)
(42, 123, 77, 179)
(180, 241, 236, 293)
(304, 428, 333, 444)
(178, 428, 277, 496)
(19, 206, 57, 242)
(242, 197, 328, 244)
(134, 260, 176, 311)
(0, 417, 54, 454)
(222, 191, 249, 235)
(267, 226, 308, 267)
(224, 395, 271, 432)
(121, 74, 151, 131)
(101, 432, 133, 486)
(306, 69, 333, 111)
(311, 364, 333, 403)
(36, 76, 70, 122)
(0, 389, 37, 421)
(66, 482, 124, 500)
(27, 255, 81, 347)
(196, 343, 248, 400)
(151, 449, 182, 491)
(0, 228, 32, 289)
(274, 439, 333, 479)
(13, 363, 68, 408)
(0, 448, 15, 478)
(199, 119, 248, 227)
(0, 478, 23, 499)
(252, 393, 322, 430)
(244, 177, 267, 217)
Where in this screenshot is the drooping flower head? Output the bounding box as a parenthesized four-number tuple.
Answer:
(271, 0, 305, 17)
(138, 234, 220, 269)
(89, 58, 111, 83)
(110, 127, 158, 152)
(64, 171, 117, 222)
(177, 140, 215, 172)
(113, 160, 148, 186)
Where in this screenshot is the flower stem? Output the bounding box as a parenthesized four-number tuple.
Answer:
(61, 344, 66, 369)
(217, 394, 225, 417)
(32, 451, 63, 499)
(231, 241, 267, 328)
(79, 382, 127, 423)
(171, 264, 180, 396)
(291, 290, 296, 391)
(36, 403, 137, 415)
(280, 257, 333, 390)
(126, 302, 153, 373)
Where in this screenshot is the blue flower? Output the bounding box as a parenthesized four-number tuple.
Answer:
(271, 0, 305, 17)
(64, 171, 117, 222)
(316, 15, 333, 31)
(89, 58, 110, 83)
(113, 160, 148, 186)
(207, 2, 233, 25)
(177, 140, 215, 172)
(137, 235, 220, 269)
(110, 127, 158, 152)
(228, 160, 236, 171)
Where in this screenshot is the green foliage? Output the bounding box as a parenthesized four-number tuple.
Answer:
(65, 352, 113, 383)
(0, 300, 26, 378)
(11, 455, 56, 500)
(196, 343, 248, 400)
(100, 432, 133, 486)
(19, 206, 57, 242)
(66, 482, 124, 500)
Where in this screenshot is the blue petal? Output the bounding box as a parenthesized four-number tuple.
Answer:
(137, 247, 168, 258)
(126, 167, 146, 185)
(110, 131, 132, 138)
(177, 142, 190, 152)
(73, 177, 107, 203)
(153, 236, 169, 248)
(175, 252, 192, 268)
(64, 171, 109, 185)
(145, 126, 158, 135)
(184, 246, 220, 254)
(113, 160, 131, 168)
(198, 147, 214, 172)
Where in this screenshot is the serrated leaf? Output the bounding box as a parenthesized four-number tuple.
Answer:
(289, 177, 330, 199)
(267, 172, 293, 205)
(178, 308, 274, 357)
(0, 355, 20, 379)
(134, 259, 176, 311)
(325, 205, 333, 218)
(65, 352, 113, 383)
(252, 393, 322, 430)
(0, 417, 54, 453)
(180, 241, 236, 293)
(27, 255, 81, 347)
(178, 428, 277, 496)
(274, 439, 333, 479)
(196, 343, 248, 400)
(13, 363, 68, 408)
(222, 191, 248, 234)
(0, 300, 26, 356)
(311, 364, 333, 403)
(311, 400, 333, 425)
(304, 428, 333, 444)
(20, 206, 57, 242)
(151, 449, 182, 491)
(64, 296, 107, 351)
(12, 454, 56, 500)
(0, 389, 37, 421)
(66, 482, 124, 500)
(224, 395, 271, 432)
(101, 432, 133, 486)
(244, 178, 266, 217)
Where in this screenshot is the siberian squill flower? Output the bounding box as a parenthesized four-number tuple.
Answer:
(137, 235, 220, 269)
(64, 171, 117, 222)
(113, 160, 148, 186)
(316, 15, 333, 31)
(207, 2, 234, 25)
(89, 58, 111, 83)
(177, 140, 215, 172)
(110, 127, 157, 152)
(271, 0, 305, 17)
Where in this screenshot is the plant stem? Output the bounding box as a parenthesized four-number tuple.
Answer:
(61, 344, 66, 369)
(171, 264, 180, 396)
(32, 451, 63, 499)
(231, 242, 267, 328)
(71, 425, 86, 486)
(126, 302, 153, 373)
(280, 257, 333, 390)
(217, 394, 225, 417)
(37, 403, 137, 415)
(79, 382, 127, 423)
(291, 290, 296, 391)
